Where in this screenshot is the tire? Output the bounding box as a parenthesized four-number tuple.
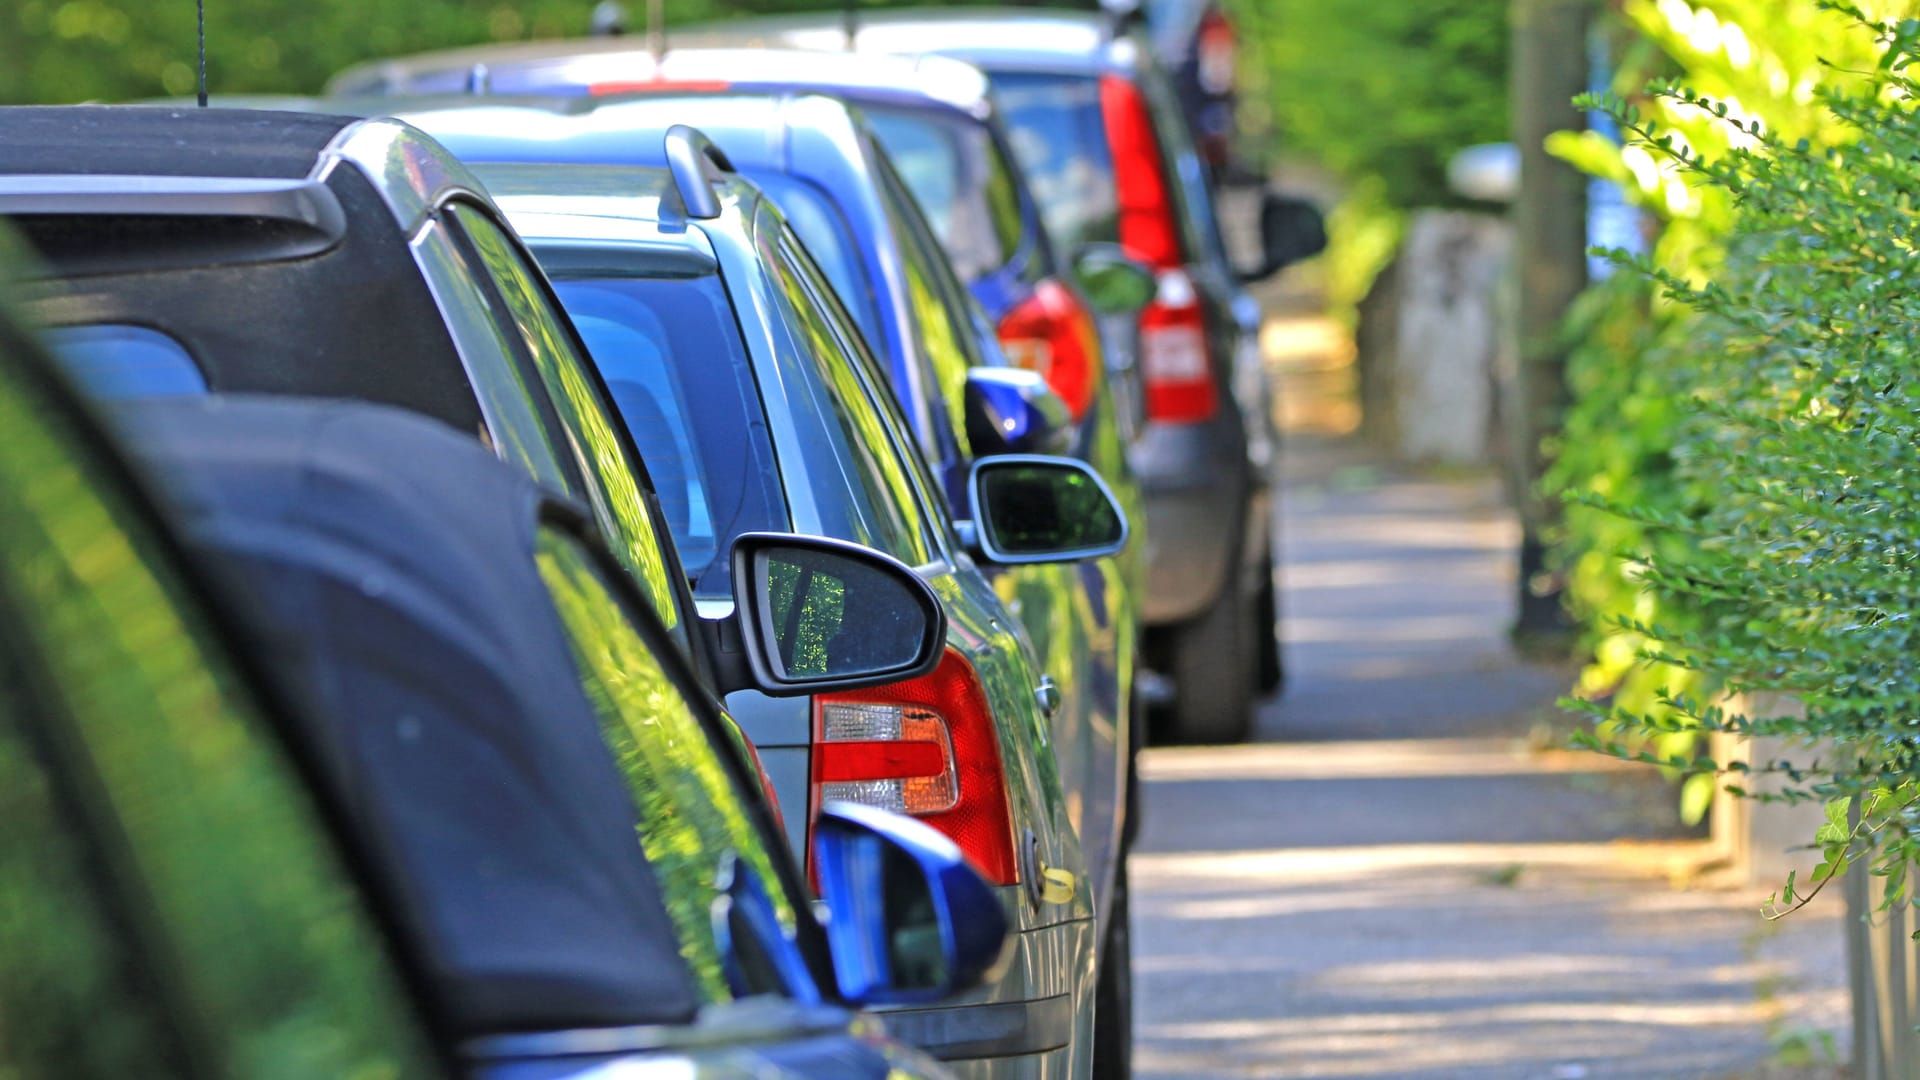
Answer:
(1255, 547, 1285, 695)
(1165, 579, 1255, 744)
(1092, 862, 1133, 1080)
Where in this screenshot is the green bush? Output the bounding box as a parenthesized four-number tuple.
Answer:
(1565, 2, 1920, 903)
(1547, 0, 1895, 823)
(0, 0, 1010, 105)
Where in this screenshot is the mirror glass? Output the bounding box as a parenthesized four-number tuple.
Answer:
(880, 839, 948, 991)
(1073, 245, 1157, 315)
(976, 461, 1125, 558)
(755, 545, 930, 681)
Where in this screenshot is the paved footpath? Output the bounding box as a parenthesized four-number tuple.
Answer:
(1126, 310, 1849, 1079)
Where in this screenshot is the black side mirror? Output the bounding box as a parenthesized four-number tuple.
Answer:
(964, 367, 1074, 457)
(957, 455, 1129, 565)
(702, 533, 946, 697)
(1243, 191, 1327, 283)
(1071, 242, 1157, 315)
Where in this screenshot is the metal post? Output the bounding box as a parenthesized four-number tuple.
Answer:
(1508, 0, 1592, 645)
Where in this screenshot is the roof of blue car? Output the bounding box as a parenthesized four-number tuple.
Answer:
(115, 395, 705, 1038)
(673, 8, 1138, 77)
(331, 43, 993, 117)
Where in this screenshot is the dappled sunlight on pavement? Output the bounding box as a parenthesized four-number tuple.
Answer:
(1125, 301, 1848, 1078)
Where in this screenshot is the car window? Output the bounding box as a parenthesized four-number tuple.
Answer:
(0, 347, 436, 1079)
(548, 272, 788, 598)
(442, 202, 687, 646)
(0, 675, 184, 1077)
(534, 528, 802, 1002)
(762, 223, 937, 568)
(990, 71, 1123, 256)
(412, 217, 582, 495)
(748, 170, 886, 352)
(875, 153, 990, 469)
(864, 105, 1023, 283)
(41, 323, 207, 398)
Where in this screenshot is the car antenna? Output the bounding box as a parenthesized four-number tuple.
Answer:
(195, 0, 207, 107)
(646, 0, 666, 62)
(842, 0, 858, 50)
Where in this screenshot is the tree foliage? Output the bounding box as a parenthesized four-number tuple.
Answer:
(0, 0, 1016, 105)
(1557, 1, 1920, 903)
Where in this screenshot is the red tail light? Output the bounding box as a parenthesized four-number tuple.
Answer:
(809, 648, 1018, 885)
(1140, 269, 1219, 423)
(996, 278, 1099, 422)
(1101, 74, 1220, 424)
(1197, 9, 1238, 97)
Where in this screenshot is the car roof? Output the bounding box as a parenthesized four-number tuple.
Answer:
(676, 8, 1141, 77)
(0, 105, 357, 179)
(331, 43, 994, 118)
(115, 395, 704, 1038)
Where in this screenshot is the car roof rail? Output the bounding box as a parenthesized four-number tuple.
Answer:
(0, 174, 346, 257)
(663, 124, 734, 221)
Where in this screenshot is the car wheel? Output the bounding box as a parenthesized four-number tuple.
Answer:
(1165, 579, 1255, 743)
(1255, 543, 1284, 695)
(1092, 861, 1133, 1080)
(1122, 689, 1145, 851)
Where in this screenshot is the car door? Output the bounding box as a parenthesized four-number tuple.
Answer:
(529, 519, 950, 1079)
(0, 318, 443, 1079)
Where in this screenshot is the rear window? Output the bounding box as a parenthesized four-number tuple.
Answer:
(864, 105, 1023, 283)
(990, 71, 1122, 256)
(549, 273, 787, 596)
(42, 324, 206, 398)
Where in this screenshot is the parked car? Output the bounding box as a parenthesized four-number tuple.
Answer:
(381, 93, 1141, 1071)
(0, 105, 708, 669)
(118, 392, 1007, 1077)
(0, 255, 1002, 1077)
(327, 46, 1148, 548)
(367, 129, 1126, 1080)
(1142, 0, 1241, 176)
(679, 9, 1327, 741)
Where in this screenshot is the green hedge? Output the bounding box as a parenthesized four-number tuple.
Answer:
(1557, 1, 1920, 900)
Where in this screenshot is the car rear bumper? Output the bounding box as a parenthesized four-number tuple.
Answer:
(872, 904, 1095, 1075)
(1131, 417, 1252, 625)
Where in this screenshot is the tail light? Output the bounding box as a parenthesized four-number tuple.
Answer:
(1101, 74, 1221, 424)
(996, 278, 1100, 422)
(809, 648, 1019, 885)
(1196, 9, 1238, 97)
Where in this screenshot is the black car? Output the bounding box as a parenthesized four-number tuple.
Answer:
(0, 105, 701, 663)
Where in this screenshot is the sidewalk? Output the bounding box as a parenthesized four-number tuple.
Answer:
(1126, 305, 1849, 1079)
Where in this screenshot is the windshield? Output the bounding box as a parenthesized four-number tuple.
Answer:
(549, 273, 787, 596)
(989, 71, 1122, 257)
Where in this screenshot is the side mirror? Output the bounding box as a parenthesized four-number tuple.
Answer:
(957, 455, 1129, 565)
(1072, 242, 1157, 315)
(709, 533, 946, 697)
(1242, 191, 1327, 283)
(964, 367, 1074, 457)
(812, 801, 1011, 1006)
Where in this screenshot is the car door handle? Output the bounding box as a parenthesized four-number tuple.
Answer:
(1035, 675, 1061, 718)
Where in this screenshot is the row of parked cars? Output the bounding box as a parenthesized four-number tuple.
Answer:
(0, 5, 1322, 1079)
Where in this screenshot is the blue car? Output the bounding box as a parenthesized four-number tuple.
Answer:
(385, 94, 1139, 1069)
(378, 122, 1128, 1080)
(0, 261, 999, 1077)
